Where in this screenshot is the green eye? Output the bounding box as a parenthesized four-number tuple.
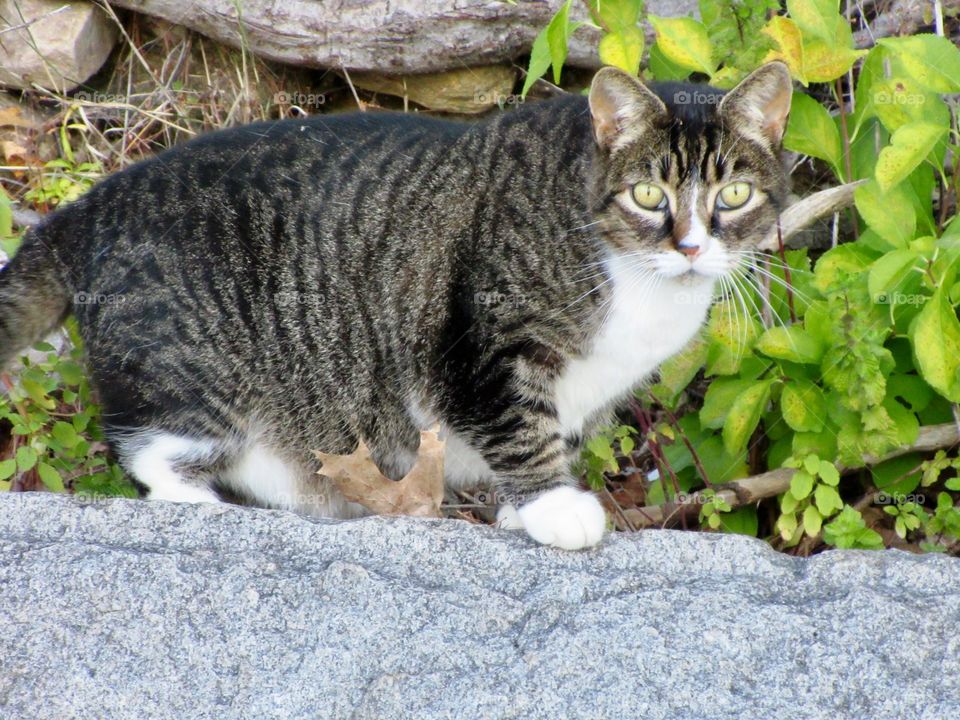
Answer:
(632, 183, 666, 210)
(718, 182, 753, 210)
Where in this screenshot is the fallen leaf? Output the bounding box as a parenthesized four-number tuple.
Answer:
(0, 107, 34, 128)
(1, 140, 29, 163)
(315, 428, 445, 518)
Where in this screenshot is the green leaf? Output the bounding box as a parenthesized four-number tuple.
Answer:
(647, 41, 690, 81)
(814, 483, 843, 515)
(722, 380, 773, 455)
(700, 378, 755, 430)
(37, 462, 64, 492)
(599, 26, 645, 75)
(877, 34, 960, 93)
(16, 446, 38, 473)
(648, 16, 716, 75)
(719, 506, 758, 537)
(546, 0, 573, 84)
(803, 504, 823, 536)
(823, 506, 884, 549)
(818, 460, 840, 486)
(875, 122, 947, 193)
(870, 77, 947, 134)
(0, 459, 16, 481)
(19, 378, 55, 410)
(755, 325, 823, 364)
(790, 468, 815, 499)
(909, 287, 960, 401)
(813, 243, 878, 293)
(588, 0, 642, 31)
(705, 300, 761, 375)
(787, 0, 839, 43)
(57, 361, 84, 386)
(657, 338, 707, 397)
(855, 181, 917, 249)
(522, 26, 552, 96)
(52, 421, 80, 449)
(867, 247, 921, 302)
(781, 380, 827, 433)
(783, 92, 842, 175)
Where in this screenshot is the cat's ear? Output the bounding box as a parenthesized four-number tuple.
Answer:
(718, 62, 793, 148)
(588, 67, 667, 150)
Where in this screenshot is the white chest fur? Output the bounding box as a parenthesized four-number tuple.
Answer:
(553, 255, 715, 438)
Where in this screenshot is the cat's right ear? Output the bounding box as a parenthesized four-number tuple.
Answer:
(588, 68, 667, 151)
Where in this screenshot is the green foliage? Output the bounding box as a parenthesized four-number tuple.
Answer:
(0, 320, 135, 499)
(581, 424, 637, 490)
(530, 0, 960, 553)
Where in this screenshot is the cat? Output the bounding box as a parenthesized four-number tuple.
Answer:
(0, 62, 792, 549)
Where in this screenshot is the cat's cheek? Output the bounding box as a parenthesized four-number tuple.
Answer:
(497, 486, 606, 550)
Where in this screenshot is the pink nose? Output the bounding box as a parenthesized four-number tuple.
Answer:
(677, 242, 700, 257)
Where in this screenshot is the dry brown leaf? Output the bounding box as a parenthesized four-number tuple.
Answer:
(0, 107, 34, 128)
(1, 140, 29, 163)
(314, 428, 445, 518)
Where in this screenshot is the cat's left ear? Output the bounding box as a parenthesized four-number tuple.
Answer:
(718, 62, 793, 148)
(589, 67, 667, 151)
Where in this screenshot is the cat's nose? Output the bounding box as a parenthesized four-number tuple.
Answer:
(676, 239, 701, 257)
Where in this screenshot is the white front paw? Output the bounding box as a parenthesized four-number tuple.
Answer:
(497, 486, 606, 550)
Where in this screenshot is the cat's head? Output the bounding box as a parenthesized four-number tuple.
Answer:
(587, 62, 792, 284)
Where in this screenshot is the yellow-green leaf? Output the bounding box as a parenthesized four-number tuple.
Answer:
(870, 77, 941, 133)
(16, 446, 38, 473)
(787, 0, 839, 42)
(803, 504, 823, 536)
(909, 286, 960, 401)
(648, 16, 716, 75)
(37, 462, 64, 492)
(875, 122, 947, 193)
(854, 179, 916, 248)
(781, 380, 827, 433)
(755, 325, 823, 364)
(762, 16, 806, 83)
(722, 380, 773, 455)
(598, 26, 644, 75)
(878, 34, 960, 93)
(802, 39, 866, 83)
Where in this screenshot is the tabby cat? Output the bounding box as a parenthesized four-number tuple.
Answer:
(0, 63, 792, 549)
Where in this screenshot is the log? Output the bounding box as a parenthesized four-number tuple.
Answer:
(104, 0, 697, 74)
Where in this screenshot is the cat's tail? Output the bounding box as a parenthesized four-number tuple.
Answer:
(0, 230, 71, 370)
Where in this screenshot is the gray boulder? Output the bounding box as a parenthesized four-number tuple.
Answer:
(0, 492, 958, 719)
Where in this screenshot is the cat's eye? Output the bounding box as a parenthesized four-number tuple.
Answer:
(717, 182, 753, 210)
(631, 183, 667, 211)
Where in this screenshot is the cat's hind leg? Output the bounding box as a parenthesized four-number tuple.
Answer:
(116, 431, 225, 504)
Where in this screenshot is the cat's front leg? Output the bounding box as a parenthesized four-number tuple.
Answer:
(362, 412, 422, 482)
(477, 411, 606, 550)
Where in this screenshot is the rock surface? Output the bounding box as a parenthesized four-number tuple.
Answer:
(0, 0, 118, 92)
(1, 492, 958, 719)
(104, 0, 698, 74)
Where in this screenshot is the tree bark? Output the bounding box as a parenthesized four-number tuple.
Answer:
(105, 0, 697, 74)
